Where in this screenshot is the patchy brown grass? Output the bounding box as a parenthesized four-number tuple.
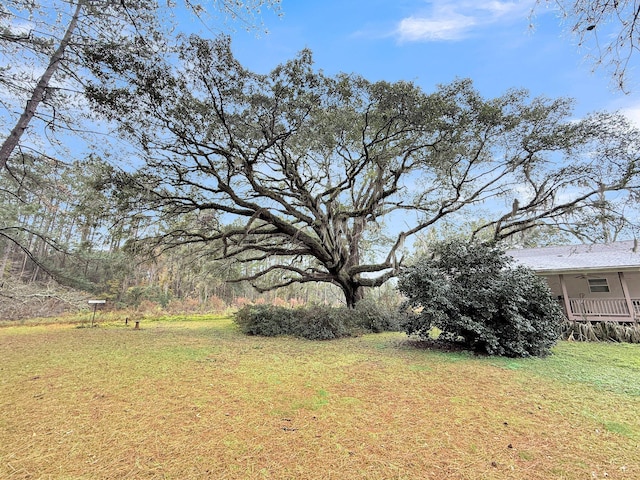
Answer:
(0, 317, 638, 479)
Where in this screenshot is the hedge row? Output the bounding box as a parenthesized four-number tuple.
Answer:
(233, 299, 405, 340)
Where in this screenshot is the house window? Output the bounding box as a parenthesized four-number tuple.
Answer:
(588, 278, 610, 293)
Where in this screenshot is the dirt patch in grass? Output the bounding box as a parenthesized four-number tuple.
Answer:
(1, 319, 638, 479)
(400, 338, 476, 354)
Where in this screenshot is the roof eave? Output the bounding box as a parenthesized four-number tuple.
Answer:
(533, 265, 640, 275)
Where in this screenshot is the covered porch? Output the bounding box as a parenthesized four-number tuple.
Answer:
(556, 272, 640, 323)
(508, 241, 640, 324)
(564, 296, 640, 322)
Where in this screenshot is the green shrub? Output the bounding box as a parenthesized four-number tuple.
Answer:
(234, 304, 295, 337)
(233, 304, 350, 340)
(233, 300, 404, 340)
(293, 305, 353, 340)
(398, 239, 564, 357)
(351, 298, 406, 333)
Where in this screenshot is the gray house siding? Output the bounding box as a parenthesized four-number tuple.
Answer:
(508, 241, 640, 322)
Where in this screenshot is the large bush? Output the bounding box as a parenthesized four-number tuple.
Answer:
(398, 240, 564, 357)
(234, 304, 296, 337)
(233, 300, 404, 340)
(294, 305, 353, 340)
(351, 298, 406, 333)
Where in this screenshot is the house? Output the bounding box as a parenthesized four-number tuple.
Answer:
(507, 241, 640, 323)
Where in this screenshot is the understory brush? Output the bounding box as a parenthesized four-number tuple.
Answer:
(562, 320, 640, 343)
(233, 299, 406, 340)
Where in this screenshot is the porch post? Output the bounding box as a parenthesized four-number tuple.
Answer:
(618, 271, 636, 322)
(559, 274, 574, 321)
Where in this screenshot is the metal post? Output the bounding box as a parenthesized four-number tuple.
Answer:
(91, 303, 97, 327)
(87, 300, 106, 327)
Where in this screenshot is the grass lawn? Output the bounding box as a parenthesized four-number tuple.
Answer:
(1, 315, 639, 479)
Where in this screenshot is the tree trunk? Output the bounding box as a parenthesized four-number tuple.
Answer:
(0, 1, 84, 170)
(0, 242, 14, 280)
(342, 281, 364, 309)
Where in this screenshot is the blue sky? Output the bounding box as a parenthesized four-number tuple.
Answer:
(225, 0, 640, 124)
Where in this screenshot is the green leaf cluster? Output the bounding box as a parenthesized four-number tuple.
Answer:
(398, 239, 564, 357)
(233, 300, 404, 340)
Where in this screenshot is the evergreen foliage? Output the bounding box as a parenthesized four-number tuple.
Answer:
(398, 240, 564, 357)
(233, 301, 404, 340)
(350, 298, 406, 333)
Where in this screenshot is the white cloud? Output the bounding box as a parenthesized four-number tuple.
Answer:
(398, 14, 476, 41)
(482, 0, 525, 16)
(395, 0, 534, 43)
(620, 106, 640, 128)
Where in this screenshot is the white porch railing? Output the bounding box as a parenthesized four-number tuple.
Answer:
(567, 297, 640, 322)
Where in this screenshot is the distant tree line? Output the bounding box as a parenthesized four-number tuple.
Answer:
(0, 153, 346, 309)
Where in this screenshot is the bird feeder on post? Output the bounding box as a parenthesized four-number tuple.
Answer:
(87, 300, 106, 327)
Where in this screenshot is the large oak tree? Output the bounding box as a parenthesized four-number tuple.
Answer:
(89, 36, 640, 307)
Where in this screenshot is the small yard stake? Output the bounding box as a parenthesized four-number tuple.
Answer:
(87, 300, 106, 327)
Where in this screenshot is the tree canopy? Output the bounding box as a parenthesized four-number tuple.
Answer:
(0, 0, 281, 170)
(1, 0, 282, 306)
(86, 35, 640, 307)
